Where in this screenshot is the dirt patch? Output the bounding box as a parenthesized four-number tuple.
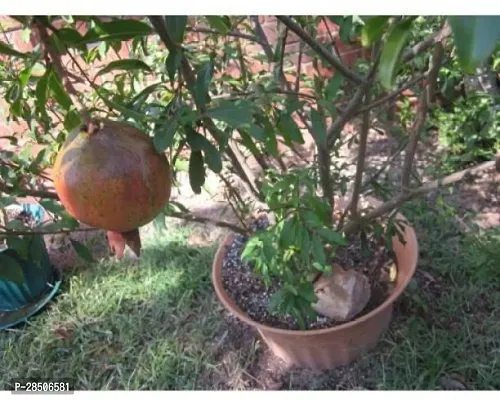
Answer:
(221, 221, 394, 330)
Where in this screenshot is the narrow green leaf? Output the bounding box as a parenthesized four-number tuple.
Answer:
(70, 239, 94, 263)
(166, 49, 182, 83)
(154, 119, 178, 153)
(0, 252, 24, 284)
(39, 199, 64, 214)
(95, 59, 152, 77)
(339, 16, 353, 43)
(207, 101, 254, 128)
(318, 228, 347, 245)
(127, 83, 163, 108)
(100, 93, 149, 121)
(56, 28, 84, 46)
(448, 16, 500, 74)
(0, 41, 30, 58)
(311, 234, 326, 265)
(277, 113, 304, 144)
(166, 16, 188, 44)
(48, 70, 73, 110)
(310, 108, 327, 146)
(64, 109, 83, 132)
(325, 73, 344, 101)
(361, 16, 390, 47)
(82, 19, 153, 44)
(188, 150, 205, 194)
(35, 69, 50, 116)
(206, 16, 231, 34)
(379, 18, 414, 89)
(247, 124, 267, 141)
(195, 61, 214, 108)
(186, 129, 222, 173)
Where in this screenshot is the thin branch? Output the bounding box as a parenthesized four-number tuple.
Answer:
(0, 226, 98, 236)
(250, 16, 274, 60)
(401, 23, 452, 64)
(295, 41, 304, 92)
(186, 25, 264, 45)
(343, 159, 497, 235)
(426, 42, 444, 104)
(277, 16, 365, 85)
(401, 92, 428, 189)
(354, 73, 427, 116)
(167, 211, 248, 235)
(0, 181, 58, 199)
(350, 91, 372, 218)
(149, 16, 261, 201)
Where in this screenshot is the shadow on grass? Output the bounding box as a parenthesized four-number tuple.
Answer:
(1, 197, 499, 390)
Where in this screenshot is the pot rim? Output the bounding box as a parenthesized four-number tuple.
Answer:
(212, 198, 419, 336)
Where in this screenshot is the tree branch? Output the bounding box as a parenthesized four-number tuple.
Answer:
(0, 181, 58, 200)
(401, 23, 451, 64)
(250, 16, 274, 60)
(167, 211, 248, 235)
(354, 73, 427, 116)
(186, 25, 264, 46)
(401, 92, 428, 189)
(426, 42, 444, 104)
(350, 91, 372, 218)
(0, 226, 98, 236)
(276, 16, 365, 85)
(343, 159, 497, 234)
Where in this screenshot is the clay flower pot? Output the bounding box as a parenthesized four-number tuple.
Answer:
(212, 198, 418, 370)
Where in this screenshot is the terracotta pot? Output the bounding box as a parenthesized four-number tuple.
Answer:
(212, 199, 419, 370)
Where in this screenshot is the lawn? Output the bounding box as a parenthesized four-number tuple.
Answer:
(0, 199, 499, 390)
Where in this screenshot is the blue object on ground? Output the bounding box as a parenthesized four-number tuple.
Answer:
(0, 205, 62, 330)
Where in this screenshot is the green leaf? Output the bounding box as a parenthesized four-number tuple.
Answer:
(127, 83, 163, 108)
(206, 16, 231, 34)
(70, 239, 94, 263)
(39, 199, 64, 214)
(165, 16, 188, 44)
(56, 28, 84, 46)
(95, 59, 152, 77)
(379, 18, 414, 89)
(361, 16, 390, 47)
(186, 129, 222, 173)
(48, 70, 73, 110)
(0, 41, 30, 58)
(325, 73, 344, 101)
(188, 150, 205, 194)
(277, 113, 304, 144)
(100, 93, 149, 121)
(448, 16, 500, 74)
(6, 237, 30, 259)
(317, 228, 347, 245)
(166, 49, 182, 83)
(195, 61, 214, 108)
(0, 196, 18, 208)
(339, 16, 353, 43)
(311, 234, 326, 265)
(29, 236, 47, 267)
(82, 19, 153, 44)
(64, 109, 83, 132)
(35, 69, 50, 117)
(239, 130, 260, 156)
(298, 282, 318, 303)
(154, 119, 178, 153)
(0, 253, 24, 284)
(247, 124, 267, 141)
(207, 101, 254, 128)
(310, 108, 327, 146)
(280, 217, 296, 248)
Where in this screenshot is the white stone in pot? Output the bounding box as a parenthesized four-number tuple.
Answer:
(312, 265, 371, 321)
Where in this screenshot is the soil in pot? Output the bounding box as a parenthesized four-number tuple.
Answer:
(221, 215, 396, 331)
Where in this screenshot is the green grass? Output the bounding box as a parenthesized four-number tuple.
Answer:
(1, 200, 499, 390)
(0, 227, 225, 390)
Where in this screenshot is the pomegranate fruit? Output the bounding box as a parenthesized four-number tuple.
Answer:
(53, 119, 171, 232)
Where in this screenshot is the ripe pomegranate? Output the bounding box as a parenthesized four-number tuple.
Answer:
(53, 119, 171, 232)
